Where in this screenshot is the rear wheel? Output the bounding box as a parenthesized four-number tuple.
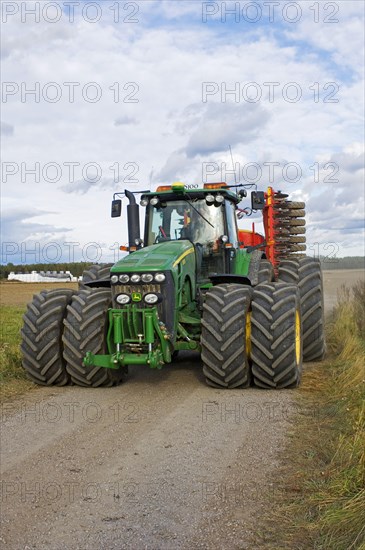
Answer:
(258, 260, 275, 284)
(278, 257, 326, 361)
(79, 264, 113, 290)
(63, 289, 125, 387)
(201, 284, 252, 388)
(251, 283, 302, 388)
(20, 289, 75, 385)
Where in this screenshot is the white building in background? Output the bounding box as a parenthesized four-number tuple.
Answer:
(8, 270, 79, 283)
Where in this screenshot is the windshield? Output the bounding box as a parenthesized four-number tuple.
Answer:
(146, 199, 226, 246)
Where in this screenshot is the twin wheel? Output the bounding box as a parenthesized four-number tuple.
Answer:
(201, 282, 302, 389)
(201, 257, 325, 389)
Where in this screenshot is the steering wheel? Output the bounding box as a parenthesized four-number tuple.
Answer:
(155, 225, 170, 243)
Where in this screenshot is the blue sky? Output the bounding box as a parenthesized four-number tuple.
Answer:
(1, 0, 364, 264)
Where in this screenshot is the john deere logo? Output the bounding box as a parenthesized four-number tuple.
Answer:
(132, 292, 142, 302)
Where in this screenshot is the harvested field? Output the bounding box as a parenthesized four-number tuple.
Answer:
(0, 281, 79, 307)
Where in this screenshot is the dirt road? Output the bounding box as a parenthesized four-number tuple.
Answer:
(1, 270, 364, 549)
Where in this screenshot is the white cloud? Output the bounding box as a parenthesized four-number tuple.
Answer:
(1, 0, 364, 262)
(1, 122, 14, 136)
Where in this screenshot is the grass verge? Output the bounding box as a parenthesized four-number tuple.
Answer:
(263, 281, 365, 549)
(0, 305, 34, 401)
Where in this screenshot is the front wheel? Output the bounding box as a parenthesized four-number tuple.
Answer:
(251, 283, 302, 388)
(62, 289, 125, 387)
(201, 284, 252, 388)
(20, 289, 75, 385)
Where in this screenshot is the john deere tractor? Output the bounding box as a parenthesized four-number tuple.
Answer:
(21, 182, 325, 389)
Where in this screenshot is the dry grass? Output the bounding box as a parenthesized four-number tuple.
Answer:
(262, 281, 365, 549)
(0, 305, 34, 400)
(0, 282, 78, 400)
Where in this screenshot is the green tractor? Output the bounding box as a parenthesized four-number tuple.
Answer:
(21, 182, 325, 389)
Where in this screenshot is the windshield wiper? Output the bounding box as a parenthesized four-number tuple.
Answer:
(183, 195, 214, 228)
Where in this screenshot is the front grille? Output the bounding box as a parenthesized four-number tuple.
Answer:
(111, 272, 175, 337)
(113, 283, 161, 296)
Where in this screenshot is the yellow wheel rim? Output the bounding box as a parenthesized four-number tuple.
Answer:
(246, 310, 251, 359)
(295, 309, 301, 364)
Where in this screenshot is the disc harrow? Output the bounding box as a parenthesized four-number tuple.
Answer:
(263, 187, 306, 274)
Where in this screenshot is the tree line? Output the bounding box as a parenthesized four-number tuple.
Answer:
(0, 257, 364, 280)
(320, 256, 365, 270)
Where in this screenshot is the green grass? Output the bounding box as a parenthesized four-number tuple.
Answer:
(0, 305, 34, 400)
(263, 281, 365, 549)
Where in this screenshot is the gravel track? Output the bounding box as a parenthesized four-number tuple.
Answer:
(1, 270, 364, 549)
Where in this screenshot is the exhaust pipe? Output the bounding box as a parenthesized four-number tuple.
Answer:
(125, 189, 140, 251)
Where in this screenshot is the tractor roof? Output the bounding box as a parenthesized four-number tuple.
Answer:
(141, 182, 239, 204)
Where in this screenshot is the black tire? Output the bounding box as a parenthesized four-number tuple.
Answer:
(63, 289, 125, 387)
(278, 257, 325, 361)
(201, 284, 252, 388)
(258, 260, 275, 284)
(251, 283, 302, 388)
(79, 264, 113, 290)
(20, 289, 75, 385)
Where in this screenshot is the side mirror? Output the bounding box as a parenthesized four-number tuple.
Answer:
(111, 199, 122, 218)
(251, 191, 265, 210)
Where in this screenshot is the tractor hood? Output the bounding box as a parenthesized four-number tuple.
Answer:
(111, 240, 195, 273)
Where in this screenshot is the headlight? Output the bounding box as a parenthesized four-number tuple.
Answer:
(141, 273, 153, 283)
(116, 294, 131, 305)
(140, 198, 149, 206)
(144, 293, 159, 304)
(111, 275, 118, 284)
(150, 196, 159, 206)
(154, 273, 166, 282)
(131, 274, 141, 283)
(221, 235, 229, 243)
(206, 194, 215, 204)
(119, 274, 129, 283)
(215, 194, 224, 203)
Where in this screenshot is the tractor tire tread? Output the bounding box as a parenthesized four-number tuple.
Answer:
(201, 284, 252, 389)
(20, 289, 75, 385)
(251, 283, 302, 388)
(62, 289, 124, 387)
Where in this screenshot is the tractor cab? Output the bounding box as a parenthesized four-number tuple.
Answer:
(140, 182, 241, 281)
